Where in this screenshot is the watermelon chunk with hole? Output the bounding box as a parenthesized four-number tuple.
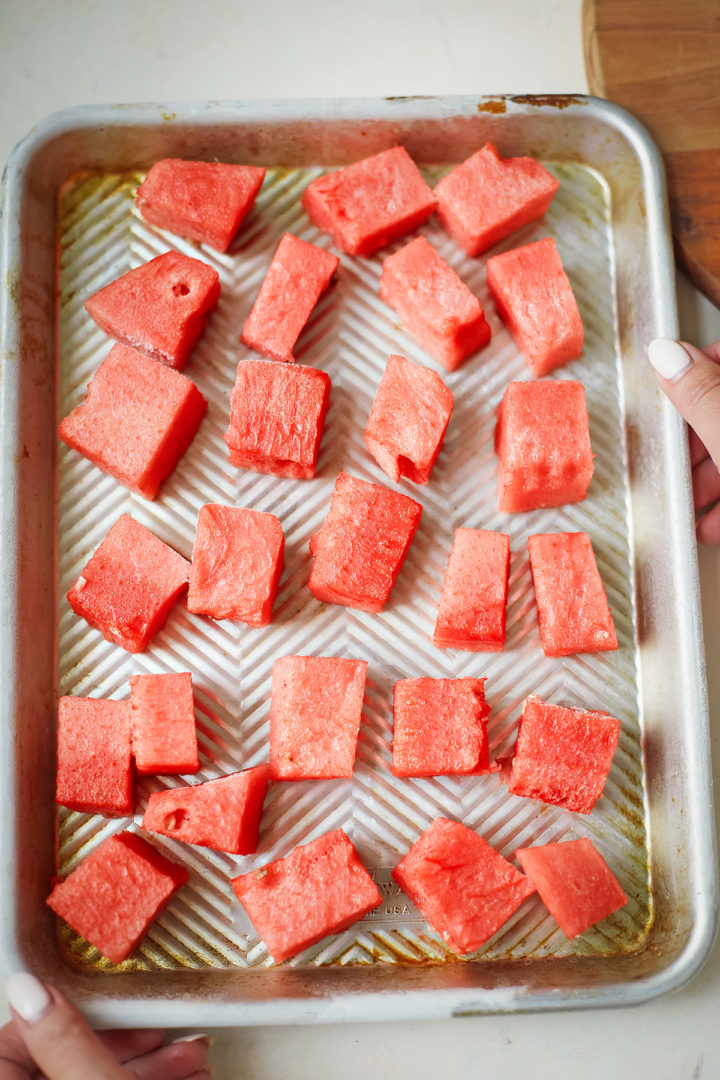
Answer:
(269, 656, 368, 780)
(528, 532, 617, 656)
(308, 471, 422, 613)
(84, 250, 220, 370)
(142, 766, 270, 855)
(486, 236, 583, 376)
(363, 353, 454, 484)
(55, 697, 134, 817)
(433, 528, 510, 652)
(241, 233, 339, 362)
(130, 671, 199, 775)
(136, 158, 266, 252)
(379, 236, 491, 371)
(46, 831, 188, 964)
(58, 343, 207, 499)
(66, 514, 190, 653)
(301, 146, 436, 256)
(392, 677, 495, 777)
(515, 838, 627, 939)
(392, 818, 536, 955)
(231, 829, 382, 962)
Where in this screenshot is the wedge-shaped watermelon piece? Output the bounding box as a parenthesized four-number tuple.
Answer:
(231, 829, 382, 962)
(136, 158, 266, 252)
(487, 237, 583, 376)
(528, 532, 617, 656)
(495, 380, 594, 512)
(270, 656, 368, 780)
(59, 343, 207, 500)
(434, 142, 560, 256)
(130, 671, 199, 775)
(507, 696, 621, 814)
(433, 528, 510, 652)
(224, 359, 330, 479)
(241, 233, 339, 362)
(393, 818, 536, 955)
(392, 678, 495, 777)
(85, 250, 220, 370)
(364, 354, 454, 484)
(516, 838, 627, 939)
(55, 697, 134, 817)
(308, 472, 422, 613)
(67, 514, 190, 653)
(379, 236, 491, 371)
(142, 766, 270, 855)
(46, 831, 188, 964)
(302, 146, 436, 257)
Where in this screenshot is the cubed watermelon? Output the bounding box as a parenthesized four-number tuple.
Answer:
(379, 236, 491, 371)
(363, 353, 454, 484)
(528, 532, 617, 656)
(495, 380, 594, 512)
(486, 237, 583, 376)
(136, 158, 266, 252)
(392, 818, 536, 955)
(130, 671, 199, 775)
(301, 146, 436, 257)
(269, 656, 368, 780)
(58, 343, 207, 500)
(46, 831, 188, 964)
(241, 233, 339, 363)
(434, 142, 560, 256)
(66, 514, 190, 653)
(84, 250, 220, 370)
(392, 677, 495, 777)
(308, 472, 422, 613)
(224, 359, 330, 479)
(55, 697, 134, 817)
(231, 829, 382, 962)
(142, 765, 270, 855)
(433, 528, 510, 652)
(515, 838, 627, 939)
(507, 695, 621, 814)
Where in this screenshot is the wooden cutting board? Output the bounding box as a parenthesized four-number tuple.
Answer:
(583, 0, 720, 308)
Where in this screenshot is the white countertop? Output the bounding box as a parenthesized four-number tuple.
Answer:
(2, 2, 719, 1077)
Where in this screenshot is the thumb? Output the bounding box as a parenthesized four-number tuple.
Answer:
(647, 338, 720, 468)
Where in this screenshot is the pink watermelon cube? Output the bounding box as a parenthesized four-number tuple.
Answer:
(224, 359, 330, 479)
(486, 237, 584, 376)
(507, 695, 621, 814)
(55, 697, 134, 817)
(433, 529, 510, 652)
(434, 142, 560, 256)
(301, 146, 436, 257)
(308, 472, 422, 613)
(392, 678, 495, 777)
(515, 838, 627, 939)
(46, 831, 188, 964)
(231, 829, 382, 962)
(269, 656, 368, 780)
(58, 343, 207, 500)
(84, 250, 220, 370)
(136, 158, 266, 252)
(66, 514, 190, 653)
(392, 818, 536, 955)
(241, 233, 339, 363)
(495, 379, 594, 512)
(363, 353, 454, 484)
(379, 236, 491, 371)
(142, 765, 270, 855)
(130, 671, 199, 775)
(528, 532, 617, 656)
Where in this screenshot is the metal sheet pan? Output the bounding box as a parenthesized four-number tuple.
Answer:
(0, 95, 716, 1026)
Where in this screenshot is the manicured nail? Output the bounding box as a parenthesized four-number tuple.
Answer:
(6, 973, 53, 1024)
(171, 1032, 213, 1047)
(648, 338, 694, 382)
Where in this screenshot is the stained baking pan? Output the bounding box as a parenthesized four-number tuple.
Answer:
(0, 95, 716, 1026)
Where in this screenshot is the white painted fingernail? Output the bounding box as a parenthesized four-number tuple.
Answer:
(171, 1032, 212, 1046)
(648, 338, 694, 382)
(5, 973, 53, 1024)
